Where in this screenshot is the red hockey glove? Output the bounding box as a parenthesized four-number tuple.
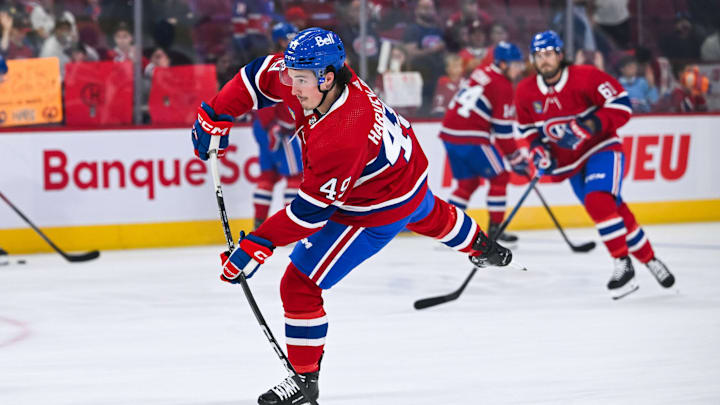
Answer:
(529, 143, 556, 172)
(192, 102, 233, 161)
(220, 232, 274, 283)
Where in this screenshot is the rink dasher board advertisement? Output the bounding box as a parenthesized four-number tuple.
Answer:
(0, 115, 718, 252)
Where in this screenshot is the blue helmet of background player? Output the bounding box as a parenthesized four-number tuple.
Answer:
(284, 27, 346, 84)
(529, 30, 564, 55)
(493, 41, 523, 64)
(272, 22, 298, 44)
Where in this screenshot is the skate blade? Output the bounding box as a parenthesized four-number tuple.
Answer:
(611, 283, 639, 300)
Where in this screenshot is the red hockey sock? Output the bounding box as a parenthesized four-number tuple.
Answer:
(407, 195, 481, 253)
(280, 263, 326, 374)
(618, 202, 655, 263)
(584, 191, 628, 258)
(253, 171, 279, 222)
(487, 172, 509, 224)
(448, 177, 480, 210)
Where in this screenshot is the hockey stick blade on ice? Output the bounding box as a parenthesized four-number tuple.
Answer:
(0, 191, 100, 263)
(208, 138, 317, 405)
(414, 171, 542, 310)
(530, 181, 596, 253)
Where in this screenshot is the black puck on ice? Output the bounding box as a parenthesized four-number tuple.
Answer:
(17, 259, 26, 265)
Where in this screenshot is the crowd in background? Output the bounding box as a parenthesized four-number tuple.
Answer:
(1, 0, 719, 123)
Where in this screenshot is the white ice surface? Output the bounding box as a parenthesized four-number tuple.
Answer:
(1, 223, 719, 405)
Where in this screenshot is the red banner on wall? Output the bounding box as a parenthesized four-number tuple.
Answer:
(64, 61, 133, 126)
(148, 65, 218, 125)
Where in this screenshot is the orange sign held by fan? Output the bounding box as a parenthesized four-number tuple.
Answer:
(0, 57, 63, 127)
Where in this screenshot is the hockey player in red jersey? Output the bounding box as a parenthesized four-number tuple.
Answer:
(190, 28, 512, 404)
(251, 22, 302, 229)
(515, 31, 675, 299)
(440, 41, 527, 243)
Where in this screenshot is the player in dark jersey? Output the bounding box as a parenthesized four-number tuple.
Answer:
(191, 28, 512, 404)
(515, 31, 675, 300)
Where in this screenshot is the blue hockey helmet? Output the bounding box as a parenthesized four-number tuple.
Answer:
(272, 22, 298, 43)
(493, 41, 523, 63)
(529, 30, 564, 54)
(283, 27, 346, 84)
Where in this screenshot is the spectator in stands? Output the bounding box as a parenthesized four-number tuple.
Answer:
(39, 18, 75, 74)
(616, 55, 658, 113)
(458, 19, 493, 75)
(149, 0, 196, 62)
(144, 47, 171, 78)
(231, 0, 273, 65)
(213, 51, 237, 88)
(669, 64, 709, 112)
(152, 19, 193, 65)
(592, 0, 630, 49)
(403, 0, 446, 114)
(284, 6, 309, 30)
(338, 0, 381, 84)
(107, 22, 136, 62)
(551, 0, 612, 64)
(489, 22, 509, 47)
(431, 53, 464, 117)
(444, 0, 492, 53)
(700, 19, 720, 61)
(69, 42, 89, 62)
(1, 9, 37, 59)
(660, 13, 703, 63)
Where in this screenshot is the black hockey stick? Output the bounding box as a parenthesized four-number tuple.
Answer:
(208, 143, 318, 405)
(414, 171, 542, 310)
(0, 191, 100, 262)
(530, 182, 596, 253)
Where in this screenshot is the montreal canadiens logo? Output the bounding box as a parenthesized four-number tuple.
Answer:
(541, 115, 575, 142)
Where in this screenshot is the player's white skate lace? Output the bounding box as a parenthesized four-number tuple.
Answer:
(271, 376, 300, 400)
(646, 258, 675, 288)
(609, 257, 638, 300)
(611, 257, 629, 281)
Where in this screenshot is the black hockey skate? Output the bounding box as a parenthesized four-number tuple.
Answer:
(608, 256, 638, 300)
(469, 230, 512, 268)
(257, 370, 319, 405)
(0, 248, 8, 266)
(488, 222, 518, 244)
(645, 257, 675, 288)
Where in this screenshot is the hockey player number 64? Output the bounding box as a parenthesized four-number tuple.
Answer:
(449, 85, 485, 119)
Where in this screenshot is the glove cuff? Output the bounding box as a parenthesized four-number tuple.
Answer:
(197, 103, 234, 136)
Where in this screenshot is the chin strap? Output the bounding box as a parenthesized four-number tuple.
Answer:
(312, 80, 336, 116)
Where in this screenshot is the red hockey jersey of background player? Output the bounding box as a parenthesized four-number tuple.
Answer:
(208, 54, 429, 246)
(515, 65, 633, 179)
(439, 64, 518, 156)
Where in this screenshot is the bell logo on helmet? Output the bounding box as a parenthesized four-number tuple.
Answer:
(314, 33, 336, 47)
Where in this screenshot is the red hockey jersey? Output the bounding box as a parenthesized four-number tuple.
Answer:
(515, 65, 632, 179)
(255, 102, 295, 134)
(208, 53, 429, 246)
(439, 64, 518, 155)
